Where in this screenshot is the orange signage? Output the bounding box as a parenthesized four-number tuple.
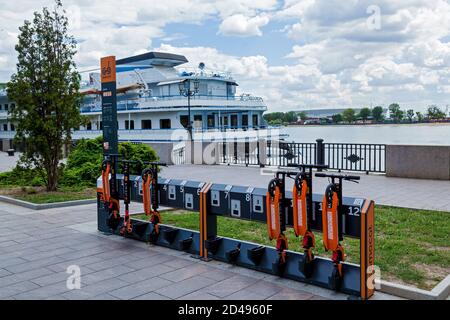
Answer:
(100, 56, 116, 83)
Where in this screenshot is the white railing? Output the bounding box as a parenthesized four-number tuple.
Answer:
(72, 127, 286, 143)
(0, 131, 15, 139)
(80, 95, 266, 114)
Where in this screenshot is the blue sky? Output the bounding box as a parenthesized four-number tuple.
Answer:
(1, 0, 450, 112)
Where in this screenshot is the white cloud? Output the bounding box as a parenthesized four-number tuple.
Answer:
(218, 14, 270, 37)
(1, 1, 450, 111)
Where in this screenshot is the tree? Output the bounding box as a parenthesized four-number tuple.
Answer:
(406, 109, 415, 122)
(342, 108, 356, 123)
(372, 106, 385, 122)
(298, 111, 308, 121)
(426, 105, 446, 120)
(283, 111, 298, 123)
(7, 0, 84, 191)
(388, 103, 404, 122)
(263, 112, 284, 124)
(331, 113, 343, 124)
(358, 107, 371, 122)
(416, 111, 424, 122)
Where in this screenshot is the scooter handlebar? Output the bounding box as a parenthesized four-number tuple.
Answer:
(315, 172, 360, 181)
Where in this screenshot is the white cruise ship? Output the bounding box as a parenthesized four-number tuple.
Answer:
(0, 52, 284, 157)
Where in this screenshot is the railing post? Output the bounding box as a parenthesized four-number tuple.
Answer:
(316, 138, 325, 170)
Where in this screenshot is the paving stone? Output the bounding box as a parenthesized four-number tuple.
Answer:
(267, 288, 314, 300)
(244, 281, 285, 298)
(82, 265, 136, 285)
(203, 275, 259, 298)
(124, 253, 174, 269)
(0, 240, 19, 248)
(89, 293, 120, 300)
(201, 268, 237, 282)
(162, 257, 197, 269)
(109, 277, 173, 300)
(224, 289, 268, 300)
(5, 256, 65, 274)
(155, 276, 216, 299)
(62, 278, 129, 300)
(22, 247, 75, 262)
(0, 268, 12, 278)
(0, 257, 28, 269)
(31, 271, 74, 286)
(0, 280, 40, 299)
(177, 290, 220, 300)
(118, 264, 174, 283)
(132, 292, 171, 300)
(0, 267, 55, 287)
(12, 281, 70, 300)
(159, 263, 214, 282)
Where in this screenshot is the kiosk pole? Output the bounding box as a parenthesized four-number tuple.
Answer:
(101, 56, 118, 158)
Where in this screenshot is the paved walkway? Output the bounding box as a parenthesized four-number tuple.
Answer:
(161, 165, 450, 212)
(0, 201, 397, 300)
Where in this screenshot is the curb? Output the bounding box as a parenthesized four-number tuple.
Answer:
(377, 275, 450, 300)
(0, 195, 96, 210)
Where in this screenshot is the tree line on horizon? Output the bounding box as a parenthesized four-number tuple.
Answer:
(264, 104, 449, 125)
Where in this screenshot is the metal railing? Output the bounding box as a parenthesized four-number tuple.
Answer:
(324, 143, 386, 173)
(218, 139, 386, 173)
(172, 146, 186, 165)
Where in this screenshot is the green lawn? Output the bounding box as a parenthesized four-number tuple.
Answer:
(0, 186, 96, 204)
(133, 206, 450, 290)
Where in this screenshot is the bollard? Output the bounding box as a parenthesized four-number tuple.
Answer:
(316, 139, 325, 170)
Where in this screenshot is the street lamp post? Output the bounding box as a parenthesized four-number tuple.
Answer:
(179, 79, 199, 141)
(179, 79, 199, 164)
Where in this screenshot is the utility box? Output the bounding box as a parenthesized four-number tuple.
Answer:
(159, 178, 184, 209)
(227, 185, 253, 220)
(209, 183, 231, 216)
(182, 180, 204, 211)
(250, 187, 266, 222)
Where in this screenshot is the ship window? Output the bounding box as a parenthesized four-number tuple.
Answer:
(207, 115, 215, 128)
(4, 104, 8, 111)
(142, 119, 152, 130)
(253, 114, 258, 127)
(242, 114, 248, 127)
(193, 115, 202, 129)
(87, 122, 92, 130)
(179, 115, 188, 128)
(3, 124, 7, 131)
(160, 119, 171, 129)
(10, 124, 15, 131)
(231, 115, 238, 128)
(223, 116, 228, 126)
(125, 120, 134, 130)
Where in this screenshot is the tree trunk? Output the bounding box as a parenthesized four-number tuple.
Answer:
(46, 159, 59, 192)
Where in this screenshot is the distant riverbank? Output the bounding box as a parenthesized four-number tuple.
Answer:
(282, 123, 450, 145)
(287, 121, 450, 127)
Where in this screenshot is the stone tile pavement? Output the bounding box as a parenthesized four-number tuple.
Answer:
(0, 201, 399, 300)
(161, 165, 450, 212)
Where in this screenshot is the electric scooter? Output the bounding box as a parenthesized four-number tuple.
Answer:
(315, 172, 360, 291)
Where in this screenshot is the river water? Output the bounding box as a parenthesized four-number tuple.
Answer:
(282, 123, 450, 145)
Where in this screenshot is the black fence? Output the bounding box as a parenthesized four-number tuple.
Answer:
(218, 139, 386, 173)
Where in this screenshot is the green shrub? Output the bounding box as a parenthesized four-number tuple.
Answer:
(1, 137, 160, 189)
(0, 166, 45, 187)
(60, 137, 158, 187)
